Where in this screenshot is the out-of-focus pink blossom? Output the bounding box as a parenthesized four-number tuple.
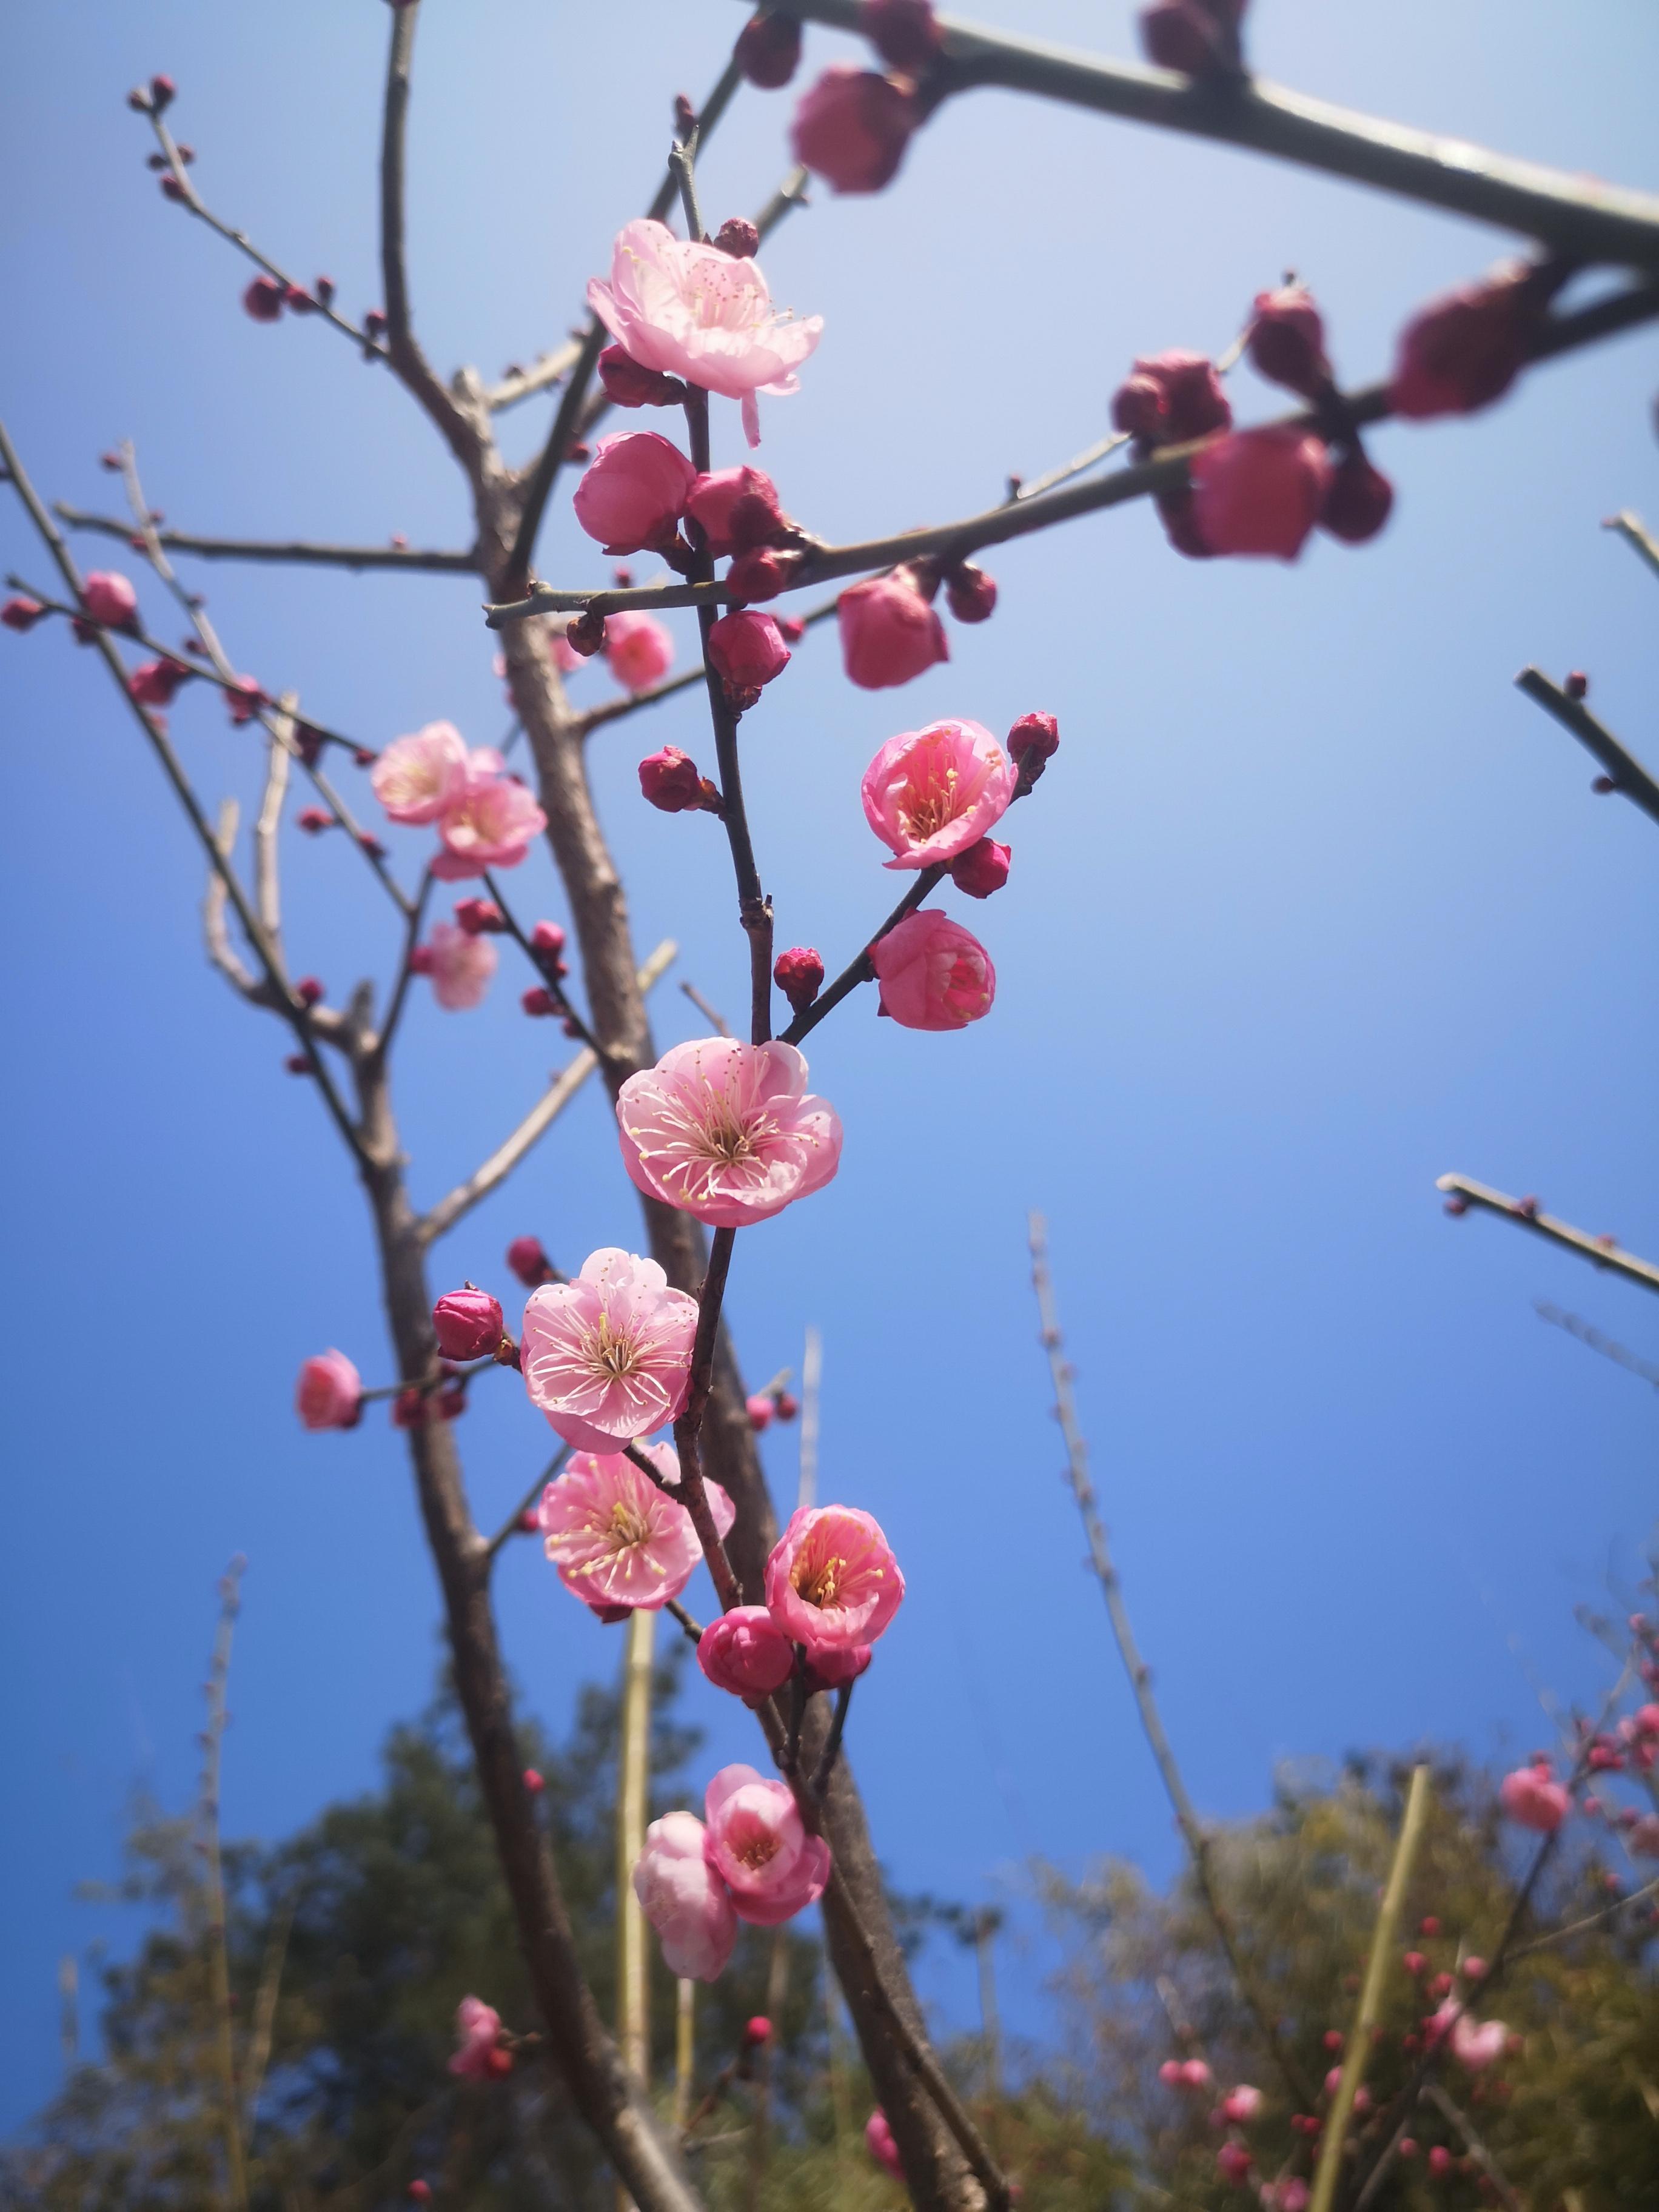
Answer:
(1265, 2182, 1309, 2212)
(243, 276, 285, 323)
(1179, 2058, 1213, 2090)
(588, 218, 821, 448)
(506, 1235, 554, 1288)
(1, 596, 45, 631)
(685, 466, 788, 557)
(432, 1286, 504, 1361)
(296, 1349, 361, 1431)
(420, 920, 497, 1010)
(1188, 428, 1332, 560)
(765, 1504, 904, 1650)
(736, 8, 802, 88)
(1390, 266, 1534, 420)
(1110, 351, 1231, 445)
(129, 657, 190, 706)
(1220, 2084, 1262, 2123)
(697, 1606, 796, 1701)
(616, 1037, 842, 1228)
(371, 721, 471, 825)
(865, 2108, 904, 2179)
(1499, 1761, 1570, 1832)
(1627, 1813, 1659, 1858)
(746, 1393, 775, 1431)
(871, 910, 996, 1030)
(860, 717, 1016, 870)
(447, 1996, 503, 2079)
(634, 1810, 739, 1980)
(803, 1639, 873, 1692)
(1247, 283, 1330, 398)
(1450, 2012, 1507, 2073)
(791, 67, 917, 195)
(1157, 2059, 1184, 2086)
(434, 769, 547, 877)
(1216, 2140, 1253, 2185)
(605, 609, 675, 694)
(81, 571, 139, 629)
(521, 1246, 697, 1452)
(703, 1763, 832, 1924)
(708, 609, 791, 691)
(536, 1444, 734, 1609)
(572, 431, 696, 554)
(1319, 449, 1395, 545)
(837, 571, 948, 689)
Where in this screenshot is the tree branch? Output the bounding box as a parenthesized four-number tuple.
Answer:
(55, 506, 478, 574)
(1421, 2086, 1523, 2212)
(1533, 1301, 1659, 1393)
(203, 799, 262, 1002)
(486, 336, 586, 415)
(486, 1443, 572, 1563)
(1436, 1173, 1659, 1294)
(254, 693, 294, 950)
(1603, 508, 1659, 583)
(1515, 665, 1659, 830)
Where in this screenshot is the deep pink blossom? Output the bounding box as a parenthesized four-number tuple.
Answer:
(765, 1504, 904, 1651)
(1319, 449, 1395, 545)
(447, 1996, 503, 2080)
(605, 609, 675, 694)
(243, 276, 284, 323)
(296, 1349, 361, 1431)
(633, 1810, 739, 1981)
(129, 657, 189, 706)
(616, 1037, 842, 1228)
(791, 67, 917, 195)
(871, 910, 996, 1030)
(421, 920, 497, 1011)
(802, 1640, 873, 1693)
(521, 1246, 697, 1452)
(703, 1764, 831, 1925)
(372, 722, 471, 825)
(1187, 428, 1332, 560)
(837, 571, 948, 689)
(860, 717, 1015, 870)
(432, 1286, 504, 1361)
(1247, 284, 1330, 397)
(536, 1444, 734, 1610)
(1390, 267, 1534, 420)
(1, 595, 45, 631)
(773, 945, 823, 1013)
(81, 571, 139, 630)
(865, 2109, 904, 2180)
(1499, 1761, 1570, 1833)
(572, 431, 696, 554)
(708, 609, 791, 691)
(1179, 2058, 1213, 2090)
(588, 218, 822, 447)
(697, 1606, 796, 1701)
(434, 767, 547, 877)
(685, 466, 788, 557)
(1110, 351, 1232, 446)
(736, 8, 802, 88)
(1216, 2141, 1253, 2184)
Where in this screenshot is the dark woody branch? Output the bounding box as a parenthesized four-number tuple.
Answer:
(1515, 665, 1659, 830)
(55, 508, 480, 574)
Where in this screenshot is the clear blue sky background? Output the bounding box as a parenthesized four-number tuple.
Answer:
(4, 0, 1658, 2137)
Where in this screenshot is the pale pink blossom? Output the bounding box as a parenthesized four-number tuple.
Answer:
(521, 1247, 698, 1451)
(589, 218, 822, 448)
(865, 2108, 904, 2180)
(860, 717, 1016, 871)
(1221, 2085, 1262, 2124)
(703, 1763, 832, 1925)
(765, 1504, 905, 1651)
(535, 1443, 734, 1610)
(697, 1606, 796, 1701)
(871, 910, 996, 1031)
(1179, 2058, 1213, 2090)
(1264, 2183, 1309, 2212)
(447, 1995, 503, 2079)
(421, 920, 497, 1011)
(633, 1809, 739, 1981)
(572, 431, 696, 554)
(1450, 2011, 1507, 2073)
(1499, 1761, 1570, 1833)
(616, 1037, 842, 1228)
(604, 609, 675, 694)
(372, 721, 470, 825)
(295, 1349, 361, 1431)
(433, 769, 547, 878)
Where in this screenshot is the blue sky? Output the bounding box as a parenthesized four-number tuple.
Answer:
(3, 0, 1658, 2136)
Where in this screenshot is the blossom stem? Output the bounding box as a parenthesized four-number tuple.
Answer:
(780, 866, 945, 1044)
(809, 1681, 854, 1800)
(781, 1660, 809, 1777)
(480, 867, 609, 1066)
(369, 865, 435, 1067)
(671, 1227, 745, 1614)
(665, 1598, 705, 1643)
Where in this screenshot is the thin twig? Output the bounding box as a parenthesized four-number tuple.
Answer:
(680, 980, 731, 1037)
(1422, 2087, 1523, 2212)
(1436, 1174, 1659, 1295)
(672, 1229, 744, 1615)
(484, 1447, 574, 1563)
(253, 694, 294, 951)
(1515, 665, 1659, 830)
(1507, 1869, 1659, 1961)
(204, 799, 260, 999)
(369, 866, 435, 1067)
(1603, 508, 1659, 582)
(199, 1560, 250, 2212)
(242, 1888, 297, 2145)
(1533, 1301, 1659, 1393)
(55, 508, 478, 573)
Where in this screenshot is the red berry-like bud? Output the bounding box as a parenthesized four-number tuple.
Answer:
(507, 1235, 555, 1287)
(454, 896, 506, 934)
(1008, 710, 1059, 771)
(531, 919, 567, 960)
(284, 1053, 313, 1076)
(150, 73, 177, 111)
(744, 2014, 774, 2044)
(862, 0, 943, 72)
(1564, 669, 1588, 700)
(283, 284, 314, 313)
(597, 344, 686, 409)
(714, 217, 762, 259)
(1391, 268, 1535, 421)
(793, 69, 917, 196)
(746, 1393, 774, 1432)
(950, 837, 1010, 899)
(294, 976, 325, 1008)
(566, 608, 607, 657)
(364, 309, 389, 339)
(1111, 351, 1232, 446)
(708, 609, 792, 691)
(518, 1508, 540, 1533)
(297, 806, 333, 834)
(1, 597, 45, 632)
(358, 833, 387, 860)
(523, 1767, 545, 1792)
(944, 563, 997, 623)
(639, 745, 707, 813)
(315, 275, 336, 305)
(775, 1392, 799, 1420)
(1403, 1950, 1426, 1975)
(774, 945, 825, 1013)
(1320, 448, 1395, 544)
(1139, 1, 1238, 74)
(1247, 284, 1331, 398)
(243, 276, 284, 323)
(725, 546, 799, 603)
(736, 10, 802, 90)
(408, 2185, 432, 2205)
(521, 987, 557, 1017)
(433, 1285, 506, 1361)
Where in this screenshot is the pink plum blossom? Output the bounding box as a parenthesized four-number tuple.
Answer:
(371, 721, 470, 825)
(615, 1037, 842, 1228)
(871, 910, 996, 1031)
(572, 431, 696, 554)
(433, 768, 547, 878)
(604, 609, 675, 694)
(421, 920, 497, 1010)
(1179, 2058, 1213, 2090)
(1221, 2085, 1263, 2124)
(295, 1349, 361, 1431)
(520, 1247, 697, 1452)
(860, 717, 1016, 870)
(703, 1763, 832, 1925)
(535, 1444, 734, 1610)
(837, 571, 948, 689)
(1499, 1761, 1570, 1833)
(1187, 428, 1333, 560)
(697, 1606, 796, 1701)
(1265, 2183, 1309, 2212)
(81, 571, 139, 629)
(588, 217, 822, 447)
(1450, 2012, 1507, 2073)
(447, 1996, 503, 2079)
(633, 1809, 739, 1981)
(765, 1504, 905, 1651)
(865, 2109, 904, 2179)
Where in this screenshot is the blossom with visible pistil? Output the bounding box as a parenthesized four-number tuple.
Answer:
(447, 1996, 504, 2080)
(295, 1349, 361, 1431)
(697, 1606, 796, 1701)
(862, 717, 1016, 870)
(588, 218, 822, 448)
(420, 920, 497, 1011)
(372, 722, 471, 825)
(617, 1037, 842, 1227)
(634, 1810, 739, 1980)
(703, 1764, 832, 1925)
(434, 766, 547, 877)
(537, 1444, 734, 1610)
(572, 431, 696, 555)
(605, 609, 675, 694)
(521, 1246, 697, 1452)
(871, 909, 995, 1030)
(1499, 1760, 1570, 1832)
(837, 570, 948, 689)
(765, 1504, 904, 1651)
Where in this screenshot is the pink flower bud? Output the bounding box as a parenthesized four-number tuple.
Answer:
(791, 67, 917, 195)
(604, 609, 675, 693)
(949, 837, 1010, 900)
(294, 975, 324, 1007)
(714, 217, 762, 259)
(1463, 1955, 1487, 1980)
(943, 563, 997, 623)
(774, 945, 825, 1013)
(639, 745, 708, 813)
(1220, 2084, 1262, 2123)
(746, 1392, 774, 1431)
(129, 657, 190, 706)
(1403, 1950, 1426, 1976)
(523, 1767, 545, 1793)
(708, 609, 791, 692)
(506, 1236, 554, 1288)
(284, 284, 314, 313)
(1247, 284, 1330, 397)
(1, 596, 45, 631)
(697, 1606, 796, 1701)
(1390, 267, 1535, 420)
(1158, 2060, 1184, 2086)
(871, 910, 995, 1030)
(775, 1390, 799, 1421)
(1216, 2141, 1253, 2184)
(1139, 1, 1241, 73)
(297, 806, 333, 834)
(838, 571, 949, 689)
(1419, 1915, 1441, 1936)
(150, 73, 177, 111)
(1564, 670, 1589, 702)
(454, 896, 506, 934)
(736, 8, 802, 88)
(744, 2014, 773, 2044)
(1319, 448, 1395, 544)
(1179, 2059, 1213, 2090)
(1008, 712, 1060, 777)
(81, 571, 139, 630)
(1427, 2146, 1453, 2177)
(802, 1639, 873, 1692)
(364, 309, 388, 339)
(297, 1350, 362, 1432)
(597, 343, 687, 409)
(522, 986, 557, 1016)
(1111, 351, 1232, 445)
(1322, 2030, 1344, 2053)
(686, 466, 789, 557)
(1186, 427, 1332, 560)
(433, 1286, 506, 1361)
(865, 2109, 904, 2180)
(529, 922, 566, 966)
(572, 432, 696, 555)
(1499, 1763, 1570, 1832)
(862, 0, 943, 71)
(726, 546, 800, 603)
(243, 276, 284, 323)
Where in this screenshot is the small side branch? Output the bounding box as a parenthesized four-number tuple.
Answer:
(254, 694, 294, 949)
(486, 335, 585, 414)
(1603, 508, 1659, 583)
(55, 507, 478, 574)
(486, 1444, 572, 1563)
(204, 799, 262, 1002)
(1422, 2086, 1524, 2212)
(1515, 665, 1659, 830)
(1534, 1301, 1659, 1393)
(1436, 1174, 1659, 1295)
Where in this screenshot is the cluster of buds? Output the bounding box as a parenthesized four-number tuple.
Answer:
(518, 919, 582, 1031)
(738, 2, 945, 196)
(745, 1380, 801, 1432)
(241, 273, 338, 322)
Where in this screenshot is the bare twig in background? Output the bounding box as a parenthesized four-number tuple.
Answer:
(1423, 2087, 1523, 2212)
(1437, 1175, 1659, 1295)
(55, 508, 480, 574)
(199, 1560, 250, 2212)
(1603, 508, 1659, 582)
(679, 980, 731, 1037)
(1534, 1302, 1659, 1392)
(1515, 666, 1659, 830)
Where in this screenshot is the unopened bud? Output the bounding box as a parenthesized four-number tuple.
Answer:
(773, 945, 825, 1012)
(950, 837, 1010, 899)
(566, 608, 607, 657)
(523, 1767, 545, 1793)
(862, 0, 943, 72)
(746, 1393, 774, 1432)
(433, 1285, 506, 1362)
(1564, 669, 1588, 700)
(1319, 448, 1394, 545)
(507, 1236, 554, 1287)
(1007, 711, 1059, 780)
(531, 919, 567, 960)
(944, 562, 997, 623)
(743, 2014, 774, 2044)
(1247, 283, 1331, 398)
(597, 344, 686, 409)
(735, 10, 802, 89)
(284, 1053, 313, 1076)
(294, 976, 325, 1008)
(725, 546, 799, 603)
(454, 896, 506, 935)
(1, 597, 45, 632)
(714, 216, 761, 259)
(639, 745, 709, 813)
(521, 986, 558, 1017)
(242, 276, 284, 324)
(150, 72, 176, 111)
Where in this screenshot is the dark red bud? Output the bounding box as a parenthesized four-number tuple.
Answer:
(735, 10, 802, 89)
(296, 806, 333, 834)
(1247, 283, 1331, 399)
(242, 276, 284, 323)
(284, 1053, 313, 1076)
(597, 344, 688, 409)
(775, 1392, 799, 1420)
(950, 836, 1010, 899)
(150, 73, 177, 111)
(294, 976, 325, 1008)
(861, 0, 943, 72)
(714, 217, 762, 259)
(283, 284, 314, 313)
(1564, 669, 1588, 700)
(1319, 449, 1394, 545)
(531, 920, 567, 959)
(566, 608, 608, 657)
(521, 987, 558, 1017)
(1008, 711, 1059, 765)
(944, 562, 997, 623)
(773, 945, 825, 1012)
(453, 896, 506, 935)
(506, 1235, 555, 1288)
(639, 746, 708, 813)
(725, 546, 799, 603)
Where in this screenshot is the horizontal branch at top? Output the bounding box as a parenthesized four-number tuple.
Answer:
(56, 505, 480, 575)
(765, 0, 1659, 271)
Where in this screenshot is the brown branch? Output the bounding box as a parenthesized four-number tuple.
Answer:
(679, 980, 731, 1037)
(1515, 665, 1659, 830)
(1028, 1212, 1318, 2110)
(768, 0, 1659, 268)
(1506, 1869, 1659, 1961)
(1603, 508, 1659, 582)
(1422, 2088, 1522, 2212)
(486, 336, 586, 414)
(1533, 1301, 1659, 1392)
(56, 506, 478, 573)
(487, 278, 1659, 629)
(1436, 1174, 1659, 1294)
(485, 1443, 572, 1563)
